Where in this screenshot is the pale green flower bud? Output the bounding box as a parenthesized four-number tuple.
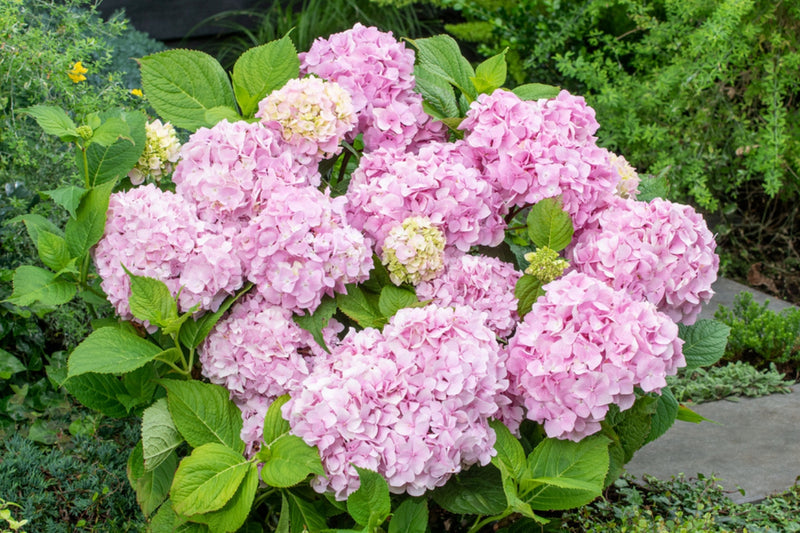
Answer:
(76, 124, 93, 141)
(128, 119, 181, 185)
(524, 246, 569, 284)
(381, 216, 446, 286)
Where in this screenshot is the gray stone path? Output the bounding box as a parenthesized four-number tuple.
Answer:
(625, 278, 800, 504)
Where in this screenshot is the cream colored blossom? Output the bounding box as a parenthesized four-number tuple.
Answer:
(128, 119, 181, 185)
(382, 216, 446, 286)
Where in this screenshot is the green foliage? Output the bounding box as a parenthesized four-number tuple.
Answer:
(669, 361, 795, 404)
(422, 0, 800, 213)
(715, 291, 800, 368)
(0, 420, 145, 532)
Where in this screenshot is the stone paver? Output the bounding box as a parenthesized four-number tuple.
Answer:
(626, 278, 800, 504)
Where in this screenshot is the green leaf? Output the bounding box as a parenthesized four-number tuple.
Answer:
(388, 498, 427, 533)
(130, 443, 178, 517)
(293, 296, 337, 353)
(262, 394, 291, 445)
(140, 49, 237, 131)
(150, 500, 208, 532)
(336, 285, 386, 329)
(79, 110, 146, 186)
(171, 443, 250, 517)
(0, 348, 26, 379)
(41, 186, 86, 219)
(605, 396, 657, 464)
(636, 170, 670, 202)
(260, 434, 324, 488)
(65, 178, 116, 258)
(122, 363, 159, 410)
(678, 319, 731, 370)
(22, 105, 78, 139)
(8, 213, 63, 243)
(190, 462, 259, 533)
(411, 35, 477, 101)
(512, 84, 561, 101)
(161, 379, 245, 453)
(286, 491, 328, 533)
(347, 467, 391, 529)
(65, 372, 129, 418)
(472, 49, 507, 94)
(645, 387, 679, 444)
(37, 231, 72, 273)
(68, 327, 162, 377)
(414, 65, 460, 120)
(125, 268, 178, 327)
(90, 116, 132, 147)
(490, 419, 527, 480)
(204, 106, 242, 124)
(676, 404, 716, 424)
(6, 265, 76, 307)
(514, 274, 544, 319)
(526, 197, 574, 252)
(179, 283, 253, 349)
(143, 398, 184, 472)
(432, 463, 507, 515)
(378, 286, 419, 318)
(524, 435, 609, 511)
(231, 35, 300, 117)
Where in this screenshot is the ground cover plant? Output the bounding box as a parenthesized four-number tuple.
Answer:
(6, 20, 732, 532)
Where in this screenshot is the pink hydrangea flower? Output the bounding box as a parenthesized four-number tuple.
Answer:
(507, 271, 685, 441)
(346, 141, 506, 253)
(460, 89, 619, 228)
(416, 250, 522, 338)
(173, 119, 320, 232)
(285, 304, 510, 500)
(569, 197, 719, 325)
(236, 184, 373, 314)
(300, 23, 446, 152)
(94, 184, 244, 324)
(256, 76, 357, 164)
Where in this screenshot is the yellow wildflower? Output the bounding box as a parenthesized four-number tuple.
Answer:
(67, 61, 88, 83)
(130, 88, 143, 97)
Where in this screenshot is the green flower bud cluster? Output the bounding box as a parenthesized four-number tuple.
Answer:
(128, 119, 181, 185)
(524, 246, 569, 284)
(76, 124, 94, 141)
(381, 216, 446, 286)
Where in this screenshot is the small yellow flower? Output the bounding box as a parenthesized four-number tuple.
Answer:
(130, 88, 143, 97)
(67, 61, 88, 83)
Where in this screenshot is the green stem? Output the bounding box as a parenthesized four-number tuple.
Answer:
(81, 146, 90, 189)
(467, 510, 513, 533)
(157, 357, 190, 377)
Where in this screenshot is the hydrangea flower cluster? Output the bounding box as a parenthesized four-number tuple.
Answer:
(523, 246, 570, 284)
(609, 153, 640, 199)
(236, 184, 373, 314)
(256, 76, 356, 164)
(173, 119, 320, 232)
(284, 304, 509, 500)
(128, 119, 181, 185)
(507, 271, 685, 441)
(381, 216, 446, 285)
(416, 251, 521, 337)
(459, 89, 619, 229)
(94, 184, 243, 323)
(569, 197, 719, 325)
(346, 142, 506, 252)
(300, 23, 446, 152)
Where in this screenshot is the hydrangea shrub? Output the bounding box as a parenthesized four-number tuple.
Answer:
(10, 25, 732, 533)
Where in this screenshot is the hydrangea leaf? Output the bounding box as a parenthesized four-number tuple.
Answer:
(149, 499, 208, 533)
(89, 116, 132, 147)
(410, 35, 477, 101)
(179, 283, 253, 349)
(526, 197, 574, 252)
(8, 213, 64, 243)
(36, 231, 72, 274)
(678, 319, 731, 371)
(262, 394, 291, 445)
(378, 285, 419, 318)
(523, 434, 609, 511)
(347, 467, 391, 530)
(79, 110, 146, 187)
(170, 443, 250, 517)
(512, 83, 561, 102)
(65, 178, 116, 258)
(432, 463, 507, 515)
(604, 396, 657, 464)
(260, 434, 324, 488)
(286, 492, 328, 533)
(21, 105, 79, 140)
(129, 442, 178, 517)
(124, 268, 178, 328)
(232, 35, 300, 118)
(388, 498, 428, 533)
(190, 462, 259, 533)
(161, 379, 245, 453)
(140, 49, 237, 131)
(68, 327, 163, 377)
(644, 387, 679, 444)
(414, 64, 459, 120)
(472, 49, 508, 95)
(65, 372, 130, 418)
(6, 265, 76, 307)
(142, 398, 184, 472)
(293, 296, 337, 353)
(676, 404, 716, 424)
(337, 285, 387, 329)
(41, 185, 86, 219)
(490, 419, 527, 481)
(515, 274, 544, 319)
